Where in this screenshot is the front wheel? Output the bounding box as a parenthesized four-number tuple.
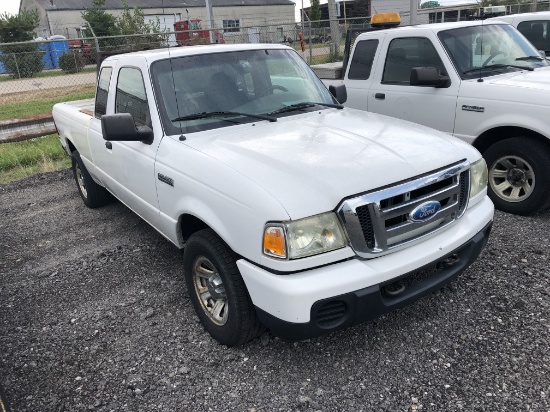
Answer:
(71, 150, 112, 208)
(483, 137, 550, 215)
(183, 229, 264, 346)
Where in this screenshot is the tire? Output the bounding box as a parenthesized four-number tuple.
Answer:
(71, 150, 112, 208)
(483, 137, 550, 215)
(183, 229, 264, 346)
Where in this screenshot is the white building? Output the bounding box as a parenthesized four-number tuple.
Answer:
(19, 0, 296, 41)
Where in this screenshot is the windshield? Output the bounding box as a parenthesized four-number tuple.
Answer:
(150, 49, 334, 134)
(438, 24, 549, 79)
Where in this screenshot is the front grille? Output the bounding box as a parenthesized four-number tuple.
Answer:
(315, 300, 347, 328)
(337, 160, 470, 258)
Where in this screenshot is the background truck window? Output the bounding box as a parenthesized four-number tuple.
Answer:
(94, 67, 112, 119)
(115, 67, 150, 127)
(348, 39, 379, 80)
(517, 20, 549, 53)
(382, 37, 446, 85)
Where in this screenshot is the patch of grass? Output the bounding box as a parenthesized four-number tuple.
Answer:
(0, 85, 95, 120)
(0, 66, 96, 82)
(0, 134, 71, 184)
(0, 158, 71, 184)
(307, 54, 344, 65)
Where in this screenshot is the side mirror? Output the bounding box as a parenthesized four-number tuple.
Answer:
(101, 113, 153, 145)
(410, 67, 451, 88)
(539, 50, 547, 58)
(329, 84, 347, 104)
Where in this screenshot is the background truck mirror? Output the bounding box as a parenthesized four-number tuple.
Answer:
(329, 84, 347, 104)
(410, 67, 451, 88)
(101, 113, 154, 144)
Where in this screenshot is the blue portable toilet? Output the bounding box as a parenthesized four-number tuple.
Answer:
(0, 53, 6, 74)
(35, 38, 54, 70)
(48, 35, 69, 69)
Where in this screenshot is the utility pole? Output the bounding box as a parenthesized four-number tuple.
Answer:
(205, 0, 215, 43)
(410, 0, 418, 25)
(531, 0, 538, 12)
(301, 0, 304, 35)
(327, 0, 340, 56)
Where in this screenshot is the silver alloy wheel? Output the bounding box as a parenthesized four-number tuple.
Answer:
(75, 163, 88, 198)
(489, 155, 535, 203)
(192, 256, 228, 326)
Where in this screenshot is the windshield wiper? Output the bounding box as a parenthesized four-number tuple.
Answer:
(515, 55, 544, 61)
(172, 111, 277, 123)
(463, 64, 534, 75)
(268, 102, 343, 115)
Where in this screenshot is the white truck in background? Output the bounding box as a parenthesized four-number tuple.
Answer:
(317, 15, 550, 215)
(53, 44, 493, 346)
(488, 11, 550, 55)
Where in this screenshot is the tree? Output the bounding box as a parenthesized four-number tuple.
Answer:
(81, 0, 119, 37)
(0, 10, 44, 78)
(421, 1, 441, 9)
(115, 1, 166, 50)
(310, 0, 321, 28)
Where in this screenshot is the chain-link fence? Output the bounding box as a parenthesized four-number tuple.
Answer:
(0, 18, 362, 121)
(0, 3, 548, 122)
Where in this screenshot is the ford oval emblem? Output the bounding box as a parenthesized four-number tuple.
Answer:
(410, 201, 441, 222)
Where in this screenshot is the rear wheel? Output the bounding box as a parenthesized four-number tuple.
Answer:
(483, 137, 550, 215)
(183, 229, 263, 346)
(71, 150, 112, 208)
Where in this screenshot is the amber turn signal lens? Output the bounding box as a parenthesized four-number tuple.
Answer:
(263, 226, 286, 259)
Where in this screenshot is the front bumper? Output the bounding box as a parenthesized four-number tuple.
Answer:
(257, 220, 491, 341)
(237, 195, 493, 341)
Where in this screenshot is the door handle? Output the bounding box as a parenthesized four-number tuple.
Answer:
(105, 141, 112, 150)
(375, 93, 385, 100)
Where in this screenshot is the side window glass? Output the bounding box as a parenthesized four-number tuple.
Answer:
(95, 67, 112, 119)
(382, 37, 446, 85)
(348, 39, 379, 80)
(115, 67, 150, 127)
(518, 20, 549, 51)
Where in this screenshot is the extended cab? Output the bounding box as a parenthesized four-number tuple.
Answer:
(318, 18, 550, 215)
(53, 44, 493, 346)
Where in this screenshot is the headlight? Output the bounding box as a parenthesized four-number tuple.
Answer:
(470, 158, 488, 198)
(263, 212, 347, 259)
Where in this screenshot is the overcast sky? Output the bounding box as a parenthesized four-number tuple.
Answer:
(0, 0, 472, 18)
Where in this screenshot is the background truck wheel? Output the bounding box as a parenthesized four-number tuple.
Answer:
(183, 229, 264, 346)
(71, 151, 112, 208)
(483, 137, 550, 215)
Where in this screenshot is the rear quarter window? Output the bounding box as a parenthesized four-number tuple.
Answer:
(348, 39, 379, 80)
(95, 67, 112, 119)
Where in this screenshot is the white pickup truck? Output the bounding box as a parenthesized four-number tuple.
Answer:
(53, 44, 493, 346)
(319, 18, 550, 215)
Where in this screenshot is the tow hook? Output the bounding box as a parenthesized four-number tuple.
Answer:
(437, 253, 459, 269)
(382, 281, 406, 297)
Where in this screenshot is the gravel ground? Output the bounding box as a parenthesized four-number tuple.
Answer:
(1, 169, 549, 412)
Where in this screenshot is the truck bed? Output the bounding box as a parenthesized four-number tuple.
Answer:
(53, 98, 95, 158)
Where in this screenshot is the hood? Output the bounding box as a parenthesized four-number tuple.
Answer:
(480, 66, 550, 95)
(183, 108, 480, 219)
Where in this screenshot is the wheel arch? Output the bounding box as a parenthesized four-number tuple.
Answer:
(66, 138, 77, 154)
(178, 213, 213, 245)
(473, 126, 550, 154)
